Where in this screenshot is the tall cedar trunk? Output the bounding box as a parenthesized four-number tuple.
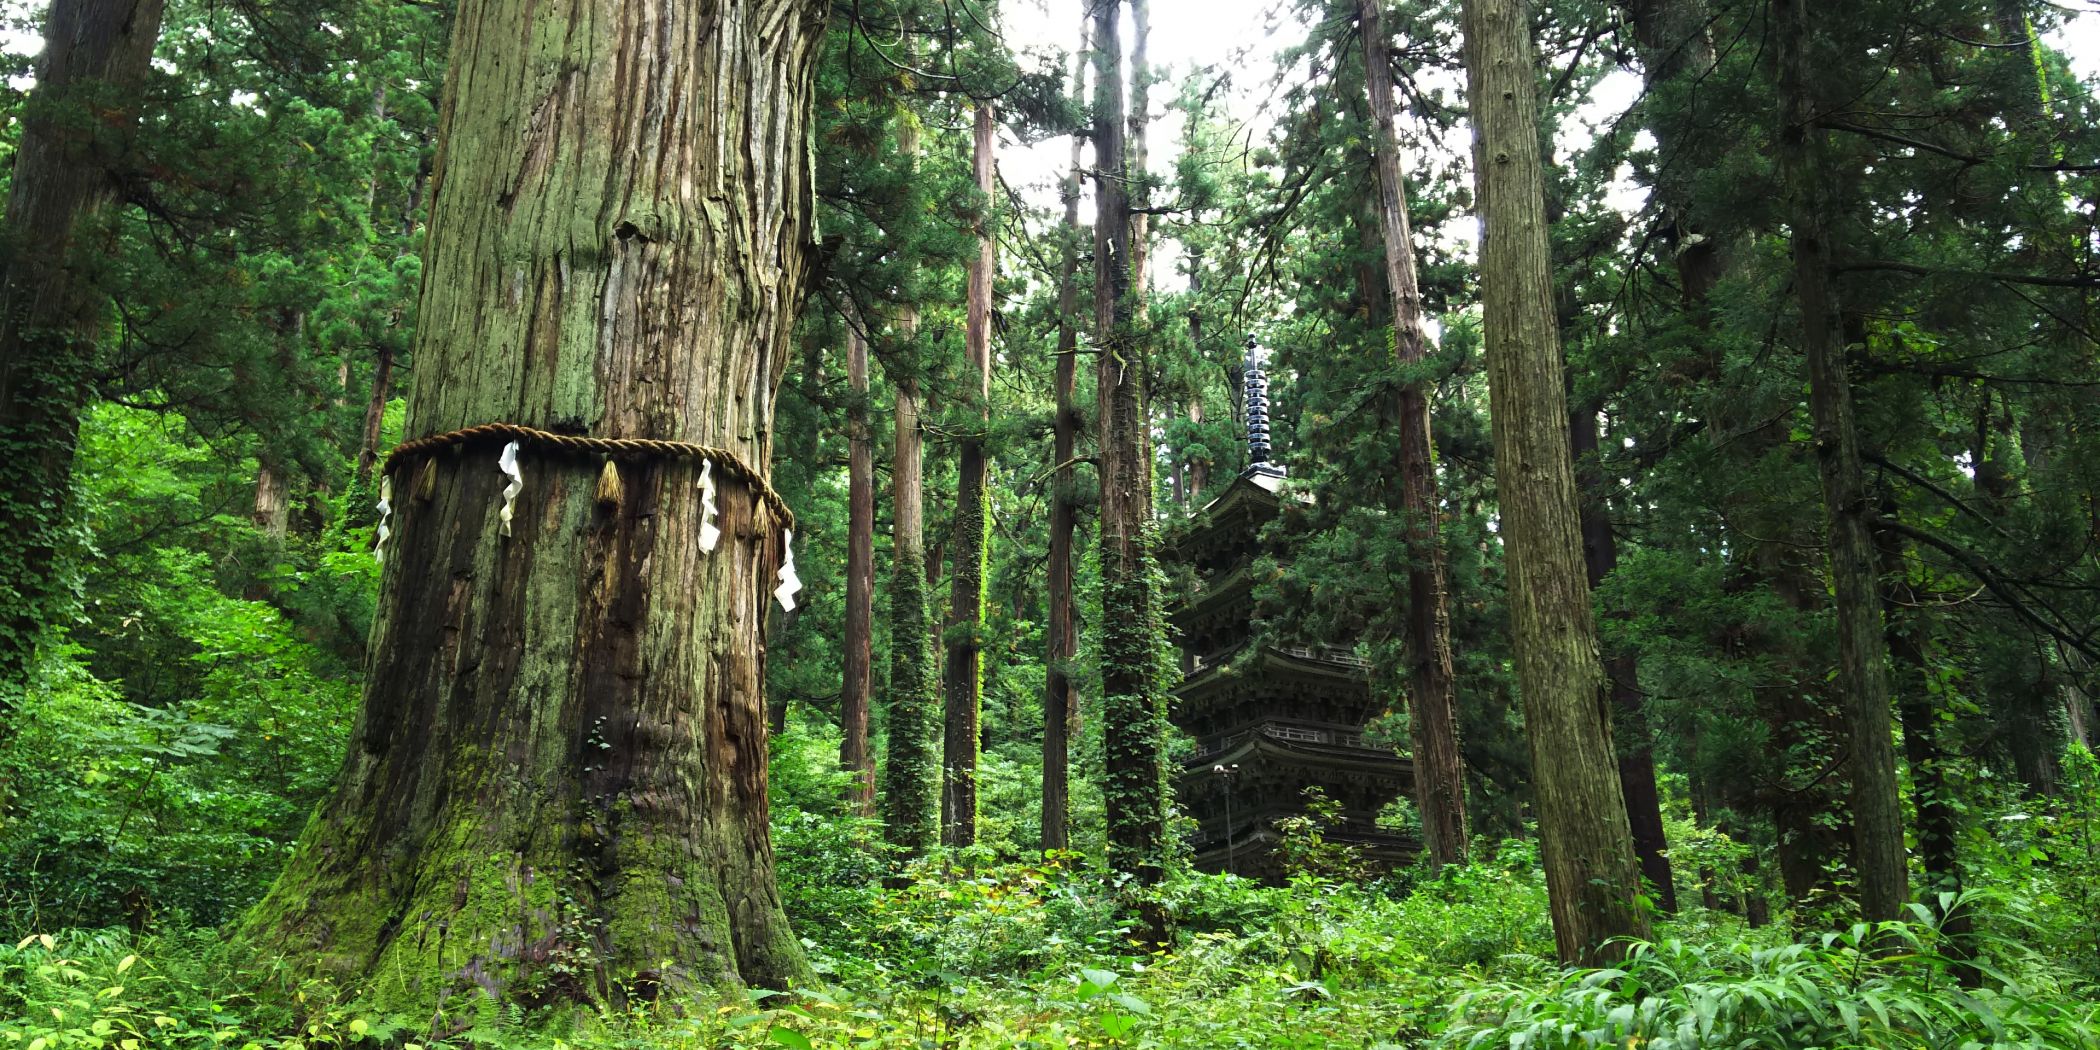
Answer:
(884, 366, 938, 853)
(1460, 0, 1649, 964)
(943, 103, 997, 848)
(1617, 0, 1722, 308)
(355, 345, 396, 486)
(1874, 505, 1972, 954)
(1126, 0, 1151, 294)
(882, 115, 937, 854)
(244, 0, 821, 1012)
(1359, 0, 1469, 870)
(1095, 0, 1166, 880)
(1773, 0, 1910, 925)
(1569, 406, 1675, 910)
(1043, 27, 1089, 853)
(252, 465, 291, 538)
(0, 0, 167, 718)
(1185, 256, 1208, 503)
(842, 318, 876, 818)
(252, 311, 307, 543)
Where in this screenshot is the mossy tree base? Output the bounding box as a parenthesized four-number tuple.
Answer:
(242, 0, 824, 1023)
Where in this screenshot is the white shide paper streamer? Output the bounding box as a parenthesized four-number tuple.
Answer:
(497, 440, 523, 537)
(373, 475, 393, 563)
(697, 458, 722, 552)
(774, 529, 803, 612)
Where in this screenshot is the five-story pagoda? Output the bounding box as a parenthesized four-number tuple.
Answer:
(1164, 340, 1417, 881)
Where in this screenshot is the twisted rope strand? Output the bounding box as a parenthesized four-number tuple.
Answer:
(382, 421, 793, 530)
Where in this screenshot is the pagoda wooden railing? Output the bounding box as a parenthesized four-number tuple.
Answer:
(1189, 643, 1368, 674)
(1189, 721, 1388, 762)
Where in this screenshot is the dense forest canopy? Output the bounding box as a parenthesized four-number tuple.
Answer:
(2, 0, 2100, 1046)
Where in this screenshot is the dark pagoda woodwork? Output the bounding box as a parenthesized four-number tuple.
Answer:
(1165, 340, 1416, 881)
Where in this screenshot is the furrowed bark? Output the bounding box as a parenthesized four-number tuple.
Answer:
(243, 0, 823, 1017)
(1043, 25, 1089, 853)
(0, 0, 167, 724)
(1095, 0, 1167, 882)
(943, 102, 997, 849)
(1461, 0, 1649, 964)
(842, 317, 876, 819)
(1358, 0, 1469, 871)
(1773, 0, 1909, 925)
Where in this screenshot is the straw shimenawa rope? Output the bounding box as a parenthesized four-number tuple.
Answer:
(382, 422, 794, 531)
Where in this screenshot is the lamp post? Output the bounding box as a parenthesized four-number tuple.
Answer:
(1214, 762, 1241, 876)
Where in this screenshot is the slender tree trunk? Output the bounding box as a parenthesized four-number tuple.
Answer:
(1875, 506, 1970, 949)
(1043, 28, 1089, 854)
(882, 118, 937, 853)
(842, 317, 876, 819)
(1185, 258, 1208, 503)
(1359, 0, 1469, 870)
(1461, 0, 1649, 964)
(1126, 0, 1151, 294)
(252, 465, 291, 539)
(883, 364, 938, 854)
(943, 103, 997, 849)
(244, 0, 821, 1012)
(1773, 0, 1909, 925)
(1569, 404, 1675, 911)
(0, 0, 167, 718)
(1095, 0, 1166, 882)
(1617, 0, 1722, 309)
(355, 345, 396, 487)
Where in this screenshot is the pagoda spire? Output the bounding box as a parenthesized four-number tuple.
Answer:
(1243, 336, 1283, 477)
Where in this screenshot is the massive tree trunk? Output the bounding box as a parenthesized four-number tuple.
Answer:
(243, 0, 822, 1016)
(943, 103, 997, 849)
(1460, 0, 1649, 965)
(842, 317, 876, 819)
(1358, 0, 1469, 871)
(1772, 0, 1909, 925)
(882, 119, 938, 856)
(1043, 28, 1089, 853)
(0, 0, 167, 720)
(1094, 0, 1166, 881)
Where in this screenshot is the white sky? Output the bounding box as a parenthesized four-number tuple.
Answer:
(2, 0, 2095, 272)
(991, 0, 2100, 287)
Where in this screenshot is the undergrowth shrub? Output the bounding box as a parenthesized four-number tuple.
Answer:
(1444, 895, 2100, 1049)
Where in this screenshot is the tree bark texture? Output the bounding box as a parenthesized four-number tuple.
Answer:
(943, 103, 996, 849)
(1359, 0, 1469, 871)
(1095, 0, 1167, 881)
(0, 0, 167, 720)
(1043, 29, 1088, 853)
(842, 318, 876, 819)
(1461, 0, 1650, 964)
(244, 0, 823, 1016)
(1772, 0, 1910, 925)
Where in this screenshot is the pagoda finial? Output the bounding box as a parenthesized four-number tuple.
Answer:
(1243, 336, 1284, 477)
